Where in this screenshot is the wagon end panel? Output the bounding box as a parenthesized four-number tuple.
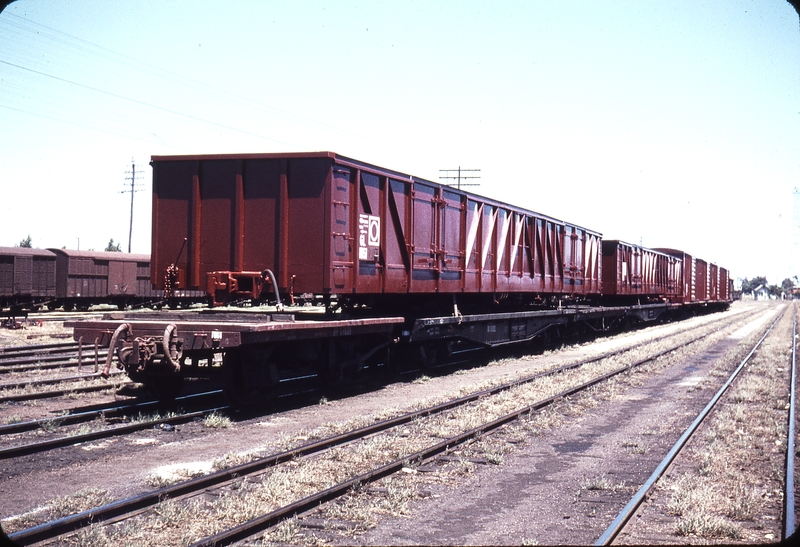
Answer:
(151, 160, 197, 291)
(709, 263, 719, 301)
(601, 240, 621, 295)
(241, 159, 281, 280)
(285, 157, 329, 296)
(584, 231, 602, 296)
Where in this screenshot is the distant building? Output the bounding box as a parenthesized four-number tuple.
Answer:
(752, 284, 771, 301)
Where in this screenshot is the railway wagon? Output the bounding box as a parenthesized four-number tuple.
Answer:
(600, 240, 681, 302)
(150, 152, 602, 311)
(719, 267, 731, 301)
(0, 247, 56, 310)
(68, 152, 736, 403)
(50, 249, 161, 311)
(695, 258, 709, 302)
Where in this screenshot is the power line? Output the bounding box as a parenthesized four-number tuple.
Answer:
(0, 13, 366, 141)
(0, 59, 301, 148)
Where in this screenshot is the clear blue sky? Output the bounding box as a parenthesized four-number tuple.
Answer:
(1, 0, 799, 285)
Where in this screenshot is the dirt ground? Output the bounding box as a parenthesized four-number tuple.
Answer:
(299, 302, 786, 546)
(0, 301, 790, 545)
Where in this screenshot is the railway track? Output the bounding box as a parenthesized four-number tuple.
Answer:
(7, 306, 762, 545)
(0, 390, 227, 460)
(0, 341, 79, 356)
(0, 371, 128, 403)
(594, 303, 796, 544)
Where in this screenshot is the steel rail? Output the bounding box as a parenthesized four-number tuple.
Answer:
(0, 389, 224, 435)
(0, 402, 229, 460)
(0, 341, 79, 354)
(595, 304, 786, 545)
(0, 370, 123, 391)
(784, 304, 797, 541)
(0, 346, 86, 363)
(0, 352, 108, 374)
(0, 378, 129, 404)
(189, 319, 737, 547)
(9, 309, 752, 545)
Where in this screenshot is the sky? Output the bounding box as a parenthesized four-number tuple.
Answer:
(1, 0, 799, 286)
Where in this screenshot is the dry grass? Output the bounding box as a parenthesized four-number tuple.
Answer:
(17, 307, 763, 545)
(657, 306, 792, 542)
(203, 411, 231, 429)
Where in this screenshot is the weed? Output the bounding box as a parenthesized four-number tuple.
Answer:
(39, 417, 62, 432)
(48, 488, 112, 520)
(212, 451, 257, 472)
(726, 482, 757, 521)
(203, 411, 231, 429)
(676, 514, 743, 538)
(581, 475, 613, 491)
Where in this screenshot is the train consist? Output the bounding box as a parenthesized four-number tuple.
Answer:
(67, 152, 732, 402)
(0, 247, 202, 313)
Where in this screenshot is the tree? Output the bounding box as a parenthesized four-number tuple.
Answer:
(741, 276, 768, 294)
(16, 235, 32, 248)
(767, 284, 784, 298)
(105, 238, 122, 252)
(782, 278, 795, 292)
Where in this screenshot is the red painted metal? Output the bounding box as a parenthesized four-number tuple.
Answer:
(653, 248, 697, 303)
(601, 241, 681, 301)
(149, 153, 602, 305)
(695, 258, 709, 302)
(719, 267, 731, 301)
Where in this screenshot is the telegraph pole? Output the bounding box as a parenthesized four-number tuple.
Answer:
(122, 158, 144, 253)
(439, 167, 480, 190)
(792, 188, 800, 282)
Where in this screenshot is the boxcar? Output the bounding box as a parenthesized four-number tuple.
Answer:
(150, 152, 602, 310)
(50, 249, 159, 310)
(653, 248, 695, 303)
(719, 267, 731, 301)
(601, 240, 681, 302)
(0, 247, 57, 309)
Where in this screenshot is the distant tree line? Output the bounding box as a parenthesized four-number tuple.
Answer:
(741, 276, 796, 297)
(12, 235, 123, 252)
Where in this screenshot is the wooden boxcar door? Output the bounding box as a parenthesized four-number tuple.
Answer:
(13, 255, 32, 295)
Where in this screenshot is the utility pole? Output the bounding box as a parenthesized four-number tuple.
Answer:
(792, 187, 800, 283)
(122, 158, 144, 253)
(439, 167, 480, 190)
